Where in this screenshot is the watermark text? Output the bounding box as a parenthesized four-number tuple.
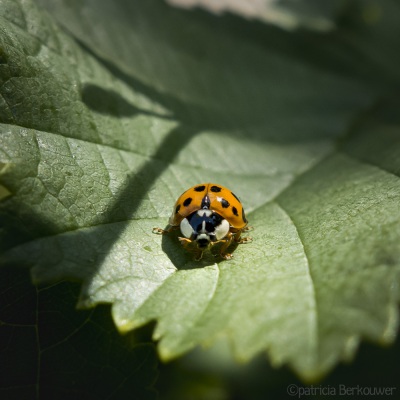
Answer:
(287, 384, 397, 397)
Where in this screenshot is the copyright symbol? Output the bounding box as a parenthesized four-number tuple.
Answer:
(287, 384, 298, 396)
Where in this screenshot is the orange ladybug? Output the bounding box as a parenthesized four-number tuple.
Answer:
(154, 183, 251, 260)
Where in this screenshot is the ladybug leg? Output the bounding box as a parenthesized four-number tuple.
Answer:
(233, 230, 252, 244)
(178, 237, 192, 246)
(178, 237, 204, 261)
(217, 233, 235, 260)
(237, 237, 252, 244)
(220, 252, 234, 260)
(235, 231, 252, 244)
(215, 230, 252, 260)
(194, 250, 205, 261)
(233, 230, 242, 242)
(152, 225, 179, 235)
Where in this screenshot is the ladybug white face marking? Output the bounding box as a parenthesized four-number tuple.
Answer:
(180, 217, 194, 239)
(214, 218, 230, 240)
(199, 209, 212, 217)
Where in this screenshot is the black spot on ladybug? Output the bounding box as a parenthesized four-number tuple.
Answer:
(183, 197, 192, 207)
(210, 185, 222, 192)
(201, 195, 211, 209)
(232, 206, 239, 217)
(175, 204, 181, 214)
(242, 207, 247, 223)
(231, 192, 240, 201)
(194, 185, 206, 192)
(221, 198, 230, 208)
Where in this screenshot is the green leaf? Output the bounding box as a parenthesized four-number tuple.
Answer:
(1, 0, 400, 382)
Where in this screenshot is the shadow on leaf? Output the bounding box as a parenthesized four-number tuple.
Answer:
(82, 84, 173, 119)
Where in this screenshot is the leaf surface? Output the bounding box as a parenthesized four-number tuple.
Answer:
(1, 0, 400, 381)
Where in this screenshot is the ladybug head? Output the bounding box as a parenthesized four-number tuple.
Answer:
(180, 209, 230, 249)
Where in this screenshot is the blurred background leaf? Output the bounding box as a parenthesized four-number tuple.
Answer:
(0, 266, 158, 400)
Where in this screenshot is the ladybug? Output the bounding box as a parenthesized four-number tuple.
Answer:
(153, 183, 251, 260)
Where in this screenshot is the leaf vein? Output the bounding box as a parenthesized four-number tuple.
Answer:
(275, 201, 319, 358)
(344, 151, 400, 179)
